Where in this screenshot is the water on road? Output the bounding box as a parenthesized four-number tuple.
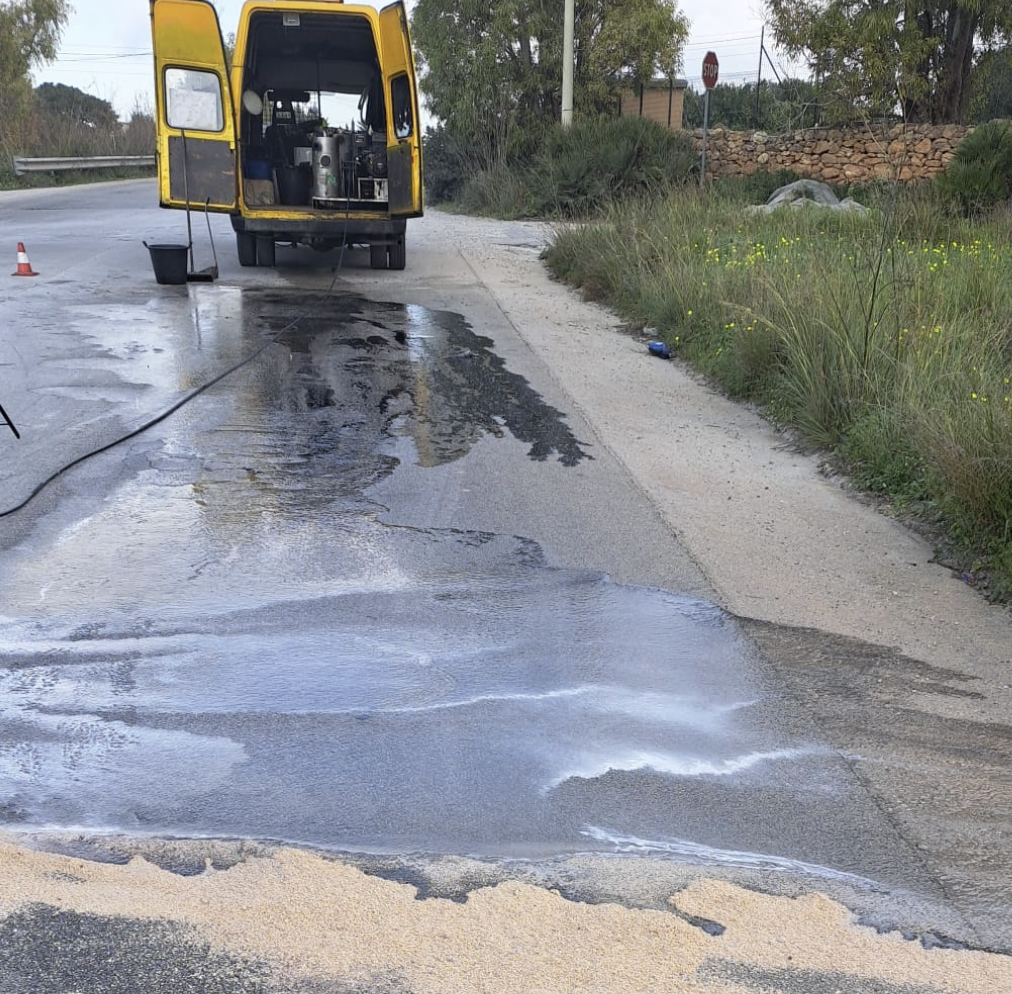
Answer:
(0, 289, 933, 903)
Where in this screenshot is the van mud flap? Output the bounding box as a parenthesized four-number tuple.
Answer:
(168, 135, 235, 207)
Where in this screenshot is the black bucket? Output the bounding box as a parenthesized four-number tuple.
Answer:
(144, 242, 189, 285)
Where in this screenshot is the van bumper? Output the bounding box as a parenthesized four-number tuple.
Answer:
(230, 214, 406, 243)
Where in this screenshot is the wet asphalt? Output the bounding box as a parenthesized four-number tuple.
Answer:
(0, 182, 1010, 972)
(0, 288, 898, 871)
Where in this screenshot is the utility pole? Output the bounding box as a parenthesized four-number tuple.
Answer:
(562, 0, 574, 125)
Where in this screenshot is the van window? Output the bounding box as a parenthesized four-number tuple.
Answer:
(165, 67, 224, 132)
(390, 74, 413, 139)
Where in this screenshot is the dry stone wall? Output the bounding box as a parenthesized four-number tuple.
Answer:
(692, 124, 971, 184)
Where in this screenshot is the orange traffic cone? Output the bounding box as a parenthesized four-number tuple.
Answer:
(12, 242, 38, 277)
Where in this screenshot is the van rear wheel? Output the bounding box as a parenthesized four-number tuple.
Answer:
(255, 235, 276, 267)
(237, 232, 257, 267)
(388, 237, 406, 271)
(369, 244, 387, 269)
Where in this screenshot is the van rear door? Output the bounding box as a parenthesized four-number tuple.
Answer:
(378, 2, 423, 218)
(149, 0, 237, 212)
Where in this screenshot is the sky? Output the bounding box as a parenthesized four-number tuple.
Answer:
(34, 0, 798, 122)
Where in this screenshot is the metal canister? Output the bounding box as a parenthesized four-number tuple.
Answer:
(312, 135, 342, 199)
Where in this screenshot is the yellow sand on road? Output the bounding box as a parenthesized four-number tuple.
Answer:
(0, 840, 1008, 993)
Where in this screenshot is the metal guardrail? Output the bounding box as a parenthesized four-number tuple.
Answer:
(13, 155, 155, 176)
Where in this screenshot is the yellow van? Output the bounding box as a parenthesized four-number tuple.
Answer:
(149, 0, 423, 270)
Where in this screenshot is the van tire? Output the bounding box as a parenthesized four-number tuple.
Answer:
(369, 244, 387, 269)
(257, 232, 277, 265)
(237, 232, 257, 267)
(389, 237, 406, 271)
(256, 235, 276, 267)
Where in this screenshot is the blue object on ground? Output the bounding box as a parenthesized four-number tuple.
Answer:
(648, 341, 671, 360)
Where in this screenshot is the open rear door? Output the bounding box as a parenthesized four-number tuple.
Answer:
(150, 0, 236, 212)
(379, 2, 423, 218)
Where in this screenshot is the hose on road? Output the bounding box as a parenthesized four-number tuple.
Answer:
(0, 229, 351, 520)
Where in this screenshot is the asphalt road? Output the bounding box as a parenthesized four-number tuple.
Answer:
(0, 180, 1010, 992)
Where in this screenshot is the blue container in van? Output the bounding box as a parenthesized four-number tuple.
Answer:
(246, 159, 271, 180)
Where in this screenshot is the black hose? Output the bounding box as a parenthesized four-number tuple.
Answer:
(0, 400, 19, 439)
(0, 215, 351, 519)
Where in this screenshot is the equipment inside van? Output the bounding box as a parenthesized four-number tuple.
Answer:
(150, 0, 423, 270)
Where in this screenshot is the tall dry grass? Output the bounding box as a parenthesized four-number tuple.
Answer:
(546, 185, 1012, 597)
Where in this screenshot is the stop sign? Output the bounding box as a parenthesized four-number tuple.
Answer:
(702, 51, 719, 89)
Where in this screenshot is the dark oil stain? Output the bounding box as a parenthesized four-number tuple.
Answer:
(237, 290, 592, 471)
(0, 801, 29, 823)
(28, 836, 273, 876)
(672, 910, 727, 936)
(858, 919, 968, 951)
(24, 837, 131, 866)
(0, 905, 275, 994)
(349, 861, 491, 904)
(739, 620, 1006, 750)
(44, 870, 86, 884)
(697, 962, 953, 994)
(741, 619, 985, 702)
(364, 864, 723, 937)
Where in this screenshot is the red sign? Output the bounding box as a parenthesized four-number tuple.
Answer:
(702, 51, 719, 89)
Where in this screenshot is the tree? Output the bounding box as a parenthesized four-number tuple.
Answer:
(411, 0, 688, 168)
(32, 83, 121, 157)
(36, 83, 119, 130)
(0, 0, 71, 150)
(576, 0, 689, 112)
(764, 0, 1012, 125)
(969, 44, 1012, 122)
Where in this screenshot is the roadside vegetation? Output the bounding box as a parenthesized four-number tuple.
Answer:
(426, 118, 1012, 601)
(0, 2, 153, 190)
(423, 116, 696, 218)
(0, 83, 155, 191)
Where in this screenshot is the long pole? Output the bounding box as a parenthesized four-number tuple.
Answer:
(562, 0, 574, 125)
(700, 88, 710, 188)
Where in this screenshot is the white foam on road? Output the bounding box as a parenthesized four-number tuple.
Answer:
(581, 825, 884, 890)
(546, 747, 811, 790)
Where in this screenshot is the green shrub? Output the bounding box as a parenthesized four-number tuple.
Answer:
(422, 125, 466, 205)
(936, 121, 1012, 216)
(457, 163, 535, 219)
(528, 116, 695, 217)
(838, 405, 930, 503)
(457, 116, 696, 219)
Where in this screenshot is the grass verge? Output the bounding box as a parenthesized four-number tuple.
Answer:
(544, 183, 1012, 600)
